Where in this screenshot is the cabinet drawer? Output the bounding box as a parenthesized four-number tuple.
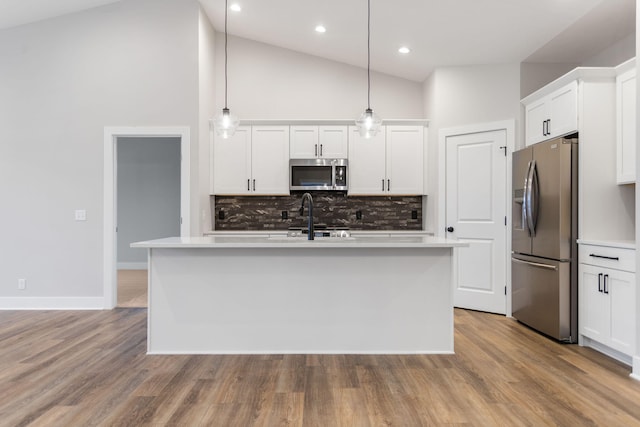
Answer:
(579, 244, 635, 272)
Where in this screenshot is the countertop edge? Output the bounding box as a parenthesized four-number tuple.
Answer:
(132, 236, 467, 249)
(577, 239, 636, 250)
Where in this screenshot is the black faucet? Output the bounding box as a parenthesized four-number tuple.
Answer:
(300, 192, 314, 240)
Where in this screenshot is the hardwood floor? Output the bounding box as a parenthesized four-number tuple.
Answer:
(0, 308, 639, 426)
(117, 270, 148, 308)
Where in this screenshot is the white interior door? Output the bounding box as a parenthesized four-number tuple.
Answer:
(446, 129, 507, 314)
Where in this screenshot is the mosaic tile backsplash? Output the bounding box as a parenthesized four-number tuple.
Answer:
(213, 192, 423, 231)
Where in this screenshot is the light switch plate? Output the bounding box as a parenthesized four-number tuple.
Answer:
(75, 210, 87, 221)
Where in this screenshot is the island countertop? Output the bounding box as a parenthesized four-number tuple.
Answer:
(131, 235, 468, 249)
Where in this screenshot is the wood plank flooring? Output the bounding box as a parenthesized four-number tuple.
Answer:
(117, 270, 148, 308)
(0, 308, 639, 426)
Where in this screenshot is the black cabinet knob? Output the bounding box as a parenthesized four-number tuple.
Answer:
(447, 226, 454, 232)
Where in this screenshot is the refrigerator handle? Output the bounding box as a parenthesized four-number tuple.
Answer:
(522, 161, 531, 236)
(530, 160, 540, 234)
(525, 160, 537, 237)
(512, 257, 558, 271)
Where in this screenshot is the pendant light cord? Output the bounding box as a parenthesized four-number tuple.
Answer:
(224, 0, 229, 110)
(367, 0, 371, 110)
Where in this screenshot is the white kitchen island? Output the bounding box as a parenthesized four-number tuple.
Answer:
(132, 235, 467, 355)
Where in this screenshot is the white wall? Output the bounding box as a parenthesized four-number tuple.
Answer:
(117, 137, 181, 266)
(583, 32, 635, 66)
(520, 62, 580, 99)
(215, 35, 424, 119)
(199, 8, 216, 233)
(422, 63, 521, 232)
(0, 0, 201, 304)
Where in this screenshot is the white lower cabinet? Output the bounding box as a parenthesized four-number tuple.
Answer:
(578, 242, 636, 361)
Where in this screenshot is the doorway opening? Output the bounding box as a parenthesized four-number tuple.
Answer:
(103, 127, 190, 309)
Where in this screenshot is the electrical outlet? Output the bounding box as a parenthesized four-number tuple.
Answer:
(281, 211, 288, 220)
(18, 278, 26, 290)
(411, 210, 418, 219)
(75, 209, 87, 221)
(356, 210, 362, 220)
(219, 210, 225, 220)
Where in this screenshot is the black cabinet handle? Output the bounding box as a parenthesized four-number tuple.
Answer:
(382, 179, 385, 191)
(253, 179, 256, 191)
(447, 226, 454, 233)
(603, 274, 609, 294)
(247, 179, 250, 191)
(598, 273, 603, 292)
(387, 179, 390, 192)
(542, 120, 546, 136)
(589, 254, 619, 261)
(547, 119, 551, 135)
(315, 144, 318, 157)
(320, 144, 323, 157)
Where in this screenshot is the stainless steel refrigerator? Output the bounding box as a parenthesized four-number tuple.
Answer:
(512, 135, 578, 343)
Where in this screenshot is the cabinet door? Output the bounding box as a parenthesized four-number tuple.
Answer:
(290, 126, 318, 158)
(213, 126, 251, 194)
(348, 126, 386, 195)
(318, 126, 348, 158)
(525, 98, 548, 146)
(251, 126, 290, 195)
(548, 81, 578, 139)
(617, 68, 636, 184)
(608, 269, 635, 355)
(579, 263, 609, 342)
(386, 126, 424, 195)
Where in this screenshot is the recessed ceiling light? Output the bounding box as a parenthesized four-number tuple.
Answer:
(230, 3, 241, 12)
(398, 46, 410, 54)
(315, 25, 327, 33)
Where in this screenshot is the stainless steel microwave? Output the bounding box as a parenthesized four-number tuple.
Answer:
(289, 158, 348, 191)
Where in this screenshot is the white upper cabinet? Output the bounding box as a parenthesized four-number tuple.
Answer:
(290, 125, 348, 158)
(616, 65, 636, 184)
(289, 126, 318, 158)
(348, 125, 424, 195)
(318, 126, 349, 158)
(250, 126, 290, 194)
(386, 126, 424, 195)
(348, 126, 387, 194)
(212, 126, 252, 195)
(524, 80, 578, 146)
(212, 125, 289, 195)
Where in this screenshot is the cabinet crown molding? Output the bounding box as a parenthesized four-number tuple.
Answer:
(214, 119, 430, 127)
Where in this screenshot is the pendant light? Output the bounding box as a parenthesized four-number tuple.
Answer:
(355, 0, 382, 139)
(214, 0, 239, 139)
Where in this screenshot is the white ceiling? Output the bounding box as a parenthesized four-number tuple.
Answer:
(0, 0, 635, 82)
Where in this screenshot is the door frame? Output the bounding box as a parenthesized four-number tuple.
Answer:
(438, 120, 515, 316)
(103, 126, 191, 309)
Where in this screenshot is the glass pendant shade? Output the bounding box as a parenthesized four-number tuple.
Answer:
(356, 108, 382, 138)
(214, 108, 239, 139)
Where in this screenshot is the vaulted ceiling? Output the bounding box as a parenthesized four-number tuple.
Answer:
(1, 0, 635, 82)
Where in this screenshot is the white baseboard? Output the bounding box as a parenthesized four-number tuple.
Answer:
(631, 356, 640, 381)
(117, 262, 147, 270)
(0, 297, 107, 310)
(580, 336, 632, 366)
